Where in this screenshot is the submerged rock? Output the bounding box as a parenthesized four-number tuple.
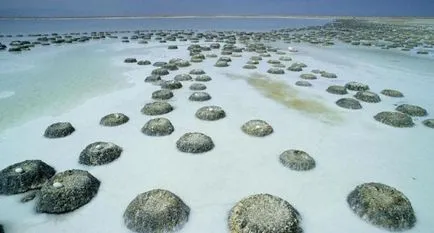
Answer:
(152, 89, 174, 100)
(295, 80, 312, 87)
(195, 106, 226, 121)
(279, 150, 315, 171)
(36, 169, 100, 214)
(123, 189, 190, 233)
(124, 58, 137, 63)
(374, 111, 414, 128)
(345, 81, 370, 91)
(141, 102, 174, 116)
(395, 104, 428, 117)
(327, 85, 348, 95)
(174, 74, 192, 81)
(189, 69, 206, 75)
(422, 119, 434, 128)
(176, 132, 214, 153)
(151, 68, 169, 76)
(354, 91, 381, 103)
(320, 71, 337, 79)
(241, 120, 273, 137)
(141, 118, 174, 136)
(347, 182, 416, 231)
(44, 122, 75, 138)
(144, 75, 161, 83)
(267, 68, 285, 74)
(0, 160, 56, 195)
(161, 80, 183, 90)
(189, 92, 211, 101)
(79, 142, 122, 166)
(336, 98, 362, 109)
(100, 113, 129, 126)
(229, 194, 302, 233)
(243, 64, 257, 69)
(137, 60, 151, 65)
(299, 73, 317, 80)
(195, 75, 212, 82)
(189, 83, 207, 91)
(215, 60, 229, 67)
(381, 89, 404, 98)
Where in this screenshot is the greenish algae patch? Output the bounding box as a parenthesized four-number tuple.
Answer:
(225, 72, 343, 124)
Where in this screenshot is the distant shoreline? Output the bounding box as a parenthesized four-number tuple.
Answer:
(1, 15, 434, 21)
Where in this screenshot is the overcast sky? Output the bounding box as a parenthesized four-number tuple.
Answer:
(0, 0, 433, 17)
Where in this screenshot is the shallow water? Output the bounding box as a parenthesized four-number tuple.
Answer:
(0, 18, 434, 233)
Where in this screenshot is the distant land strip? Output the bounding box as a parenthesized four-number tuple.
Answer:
(1, 15, 434, 20)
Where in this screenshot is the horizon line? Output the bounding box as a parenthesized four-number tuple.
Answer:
(1, 15, 433, 20)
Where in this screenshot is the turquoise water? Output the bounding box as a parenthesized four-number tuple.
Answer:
(0, 41, 132, 131)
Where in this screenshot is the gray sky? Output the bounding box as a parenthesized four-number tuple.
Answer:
(1, 0, 433, 17)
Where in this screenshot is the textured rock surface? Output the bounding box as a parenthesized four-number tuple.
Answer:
(347, 183, 416, 231)
(279, 150, 316, 171)
(189, 83, 207, 91)
(395, 104, 428, 117)
(100, 113, 129, 126)
(36, 170, 100, 214)
(152, 89, 174, 100)
(141, 102, 174, 116)
(0, 160, 56, 195)
(44, 122, 75, 138)
(241, 120, 273, 137)
(176, 132, 215, 153)
(189, 92, 211, 101)
(354, 91, 381, 103)
(123, 189, 190, 233)
(79, 142, 123, 166)
(326, 85, 348, 95)
(381, 89, 404, 97)
(336, 98, 362, 109)
(229, 194, 302, 233)
(195, 106, 226, 121)
(374, 111, 414, 128)
(141, 118, 175, 136)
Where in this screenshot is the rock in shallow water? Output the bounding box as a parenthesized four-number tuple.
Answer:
(141, 102, 174, 116)
(36, 169, 100, 214)
(189, 83, 206, 91)
(176, 132, 214, 153)
(152, 89, 173, 100)
(44, 122, 75, 138)
(79, 142, 123, 166)
(347, 182, 416, 231)
(374, 111, 414, 128)
(123, 189, 190, 233)
(161, 80, 183, 90)
(0, 160, 56, 195)
(381, 89, 404, 97)
(354, 91, 381, 103)
(336, 98, 362, 109)
(326, 85, 347, 95)
(229, 194, 302, 233)
(295, 80, 312, 87)
(195, 106, 226, 121)
(241, 120, 273, 137)
(100, 113, 129, 126)
(141, 118, 174, 136)
(279, 150, 316, 171)
(345, 81, 369, 91)
(422, 119, 434, 128)
(395, 104, 428, 117)
(189, 92, 211, 101)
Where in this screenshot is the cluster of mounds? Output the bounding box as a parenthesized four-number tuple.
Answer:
(2, 26, 427, 233)
(272, 19, 434, 55)
(0, 160, 101, 215)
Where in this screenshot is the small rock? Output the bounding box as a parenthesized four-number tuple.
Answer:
(195, 106, 226, 121)
(152, 89, 174, 100)
(326, 85, 348, 95)
(354, 91, 381, 103)
(336, 98, 362, 109)
(381, 89, 404, 97)
(345, 81, 370, 91)
(141, 102, 174, 116)
(395, 104, 428, 117)
(176, 132, 214, 153)
(161, 80, 183, 90)
(374, 111, 414, 128)
(36, 169, 100, 214)
(100, 113, 129, 127)
(189, 92, 211, 101)
(79, 142, 123, 166)
(141, 118, 174, 136)
(44, 122, 75, 138)
(241, 120, 273, 137)
(279, 150, 316, 171)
